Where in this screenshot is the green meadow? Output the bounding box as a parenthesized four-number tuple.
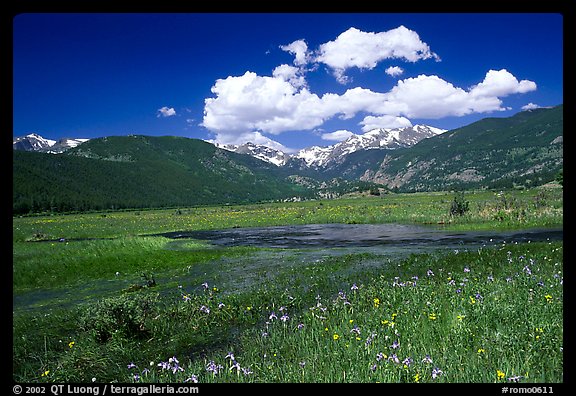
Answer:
(12, 187, 563, 383)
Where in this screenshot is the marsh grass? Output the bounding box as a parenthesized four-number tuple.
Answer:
(13, 241, 563, 383)
(13, 187, 563, 243)
(12, 187, 563, 383)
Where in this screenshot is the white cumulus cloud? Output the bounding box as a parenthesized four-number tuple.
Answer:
(315, 26, 439, 84)
(321, 129, 355, 142)
(521, 102, 541, 111)
(385, 66, 404, 77)
(470, 69, 537, 98)
(280, 39, 310, 66)
(360, 115, 412, 132)
(157, 106, 176, 117)
(201, 71, 327, 135)
(372, 70, 536, 119)
(202, 65, 536, 148)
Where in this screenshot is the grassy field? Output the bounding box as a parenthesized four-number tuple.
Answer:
(12, 187, 563, 383)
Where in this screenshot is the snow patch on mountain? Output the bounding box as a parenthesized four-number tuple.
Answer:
(13, 133, 89, 153)
(295, 125, 446, 167)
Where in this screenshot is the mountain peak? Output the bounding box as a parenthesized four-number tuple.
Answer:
(295, 125, 446, 168)
(13, 134, 89, 153)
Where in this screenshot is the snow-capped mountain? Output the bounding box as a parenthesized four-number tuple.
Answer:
(215, 142, 291, 166)
(296, 125, 446, 168)
(215, 125, 446, 168)
(13, 133, 89, 153)
(14, 125, 445, 167)
(13, 133, 56, 152)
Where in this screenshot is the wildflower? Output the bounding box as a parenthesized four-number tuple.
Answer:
(535, 327, 544, 340)
(432, 367, 443, 380)
(447, 279, 456, 286)
(185, 375, 199, 383)
(242, 367, 253, 375)
(544, 294, 553, 303)
(199, 305, 210, 314)
(218, 302, 225, 308)
(127, 362, 137, 369)
(464, 266, 470, 273)
(365, 333, 377, 347)
(133, 374, 140, 382)
(456, 314, 465, 321)
(182, 294, 191, 302)
(497, 370, 506, 380)
(469, 296, 476, 305)
(376, 352, 386, 361)
(229, 360, 241, 372)
(373, 298, 380, 308)
(402, 357, 413, 368)
(428, 313, 437, 320)
(414, 372, 420, 382)
(280, 314, 289, 322)
(477, 348, 486, 354)
(206, 360, 223, 375)
(299, 361, 306, 368)
(487, 275, 494, 282)
(201, 282, 209, 289)
(225, 352, 235, 361)
(507, 375, 524, 382)
(370, 363, 378, 372)
(297, 323, 304, 330)
(389, 354, 400, 364)
(333, 333, 340, 340)
(350, 325, 361, 336)
(422, 355, 433, 364)
(41, 370, 50, 377)
(390, 339, 400, 349)
(351, 283, 358, 291)
(269, 312, 277, 320)
(68, 341, 75, 349)
(427, 269, 434, 277)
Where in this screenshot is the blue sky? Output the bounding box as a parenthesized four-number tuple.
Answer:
(13, 13, 563, 151)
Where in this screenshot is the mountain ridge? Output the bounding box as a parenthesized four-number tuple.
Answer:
(12, 105, 563, 213)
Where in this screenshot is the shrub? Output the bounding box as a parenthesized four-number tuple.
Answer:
(79, 292, 159, 342)
(449, 191, 469, 217)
